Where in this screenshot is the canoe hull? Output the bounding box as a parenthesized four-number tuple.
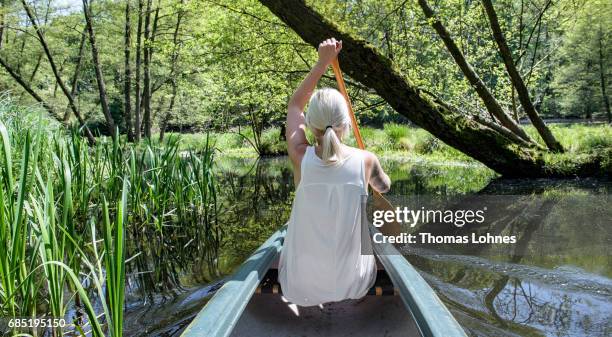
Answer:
(232, 292, 420, 337)
(181, 226, 466, 337)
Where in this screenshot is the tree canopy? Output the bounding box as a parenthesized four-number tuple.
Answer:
(0, 0, 609, 175)
(0, 0, 608, 134)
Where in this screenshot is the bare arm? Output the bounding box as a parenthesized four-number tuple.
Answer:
(366, 152, 391, 193)
(286, 38, 342, 170)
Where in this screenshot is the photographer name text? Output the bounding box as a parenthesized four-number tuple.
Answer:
(373, 232, 516, 244)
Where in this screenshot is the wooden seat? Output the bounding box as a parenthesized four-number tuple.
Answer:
(255, 269, 398, 296)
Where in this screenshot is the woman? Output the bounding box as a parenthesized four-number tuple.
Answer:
(278, 38, 391, 307)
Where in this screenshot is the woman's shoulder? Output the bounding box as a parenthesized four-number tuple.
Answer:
(342, 146, 377, 165)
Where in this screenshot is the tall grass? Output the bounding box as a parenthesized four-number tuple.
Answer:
(0, 124, 39, 320)
(0, 100, 219, 335)
(544, 124, 612, 152)
(102, 179, 127, 337)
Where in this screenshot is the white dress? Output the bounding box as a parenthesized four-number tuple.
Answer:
(278, 146, 376, 306)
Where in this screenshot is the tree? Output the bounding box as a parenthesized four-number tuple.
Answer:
(135, 0, 144, 141)
(83, 0, 116, 138)
(63, 28, 86, 122)
(481, 0, 563, 152)
(141, 0, 161, 139)
(19, 0, 95, 144)
(124, 0, 134, 140)
(417, 0, 534, 145)
(159, 0, 185, 141)
(142, 0, 153, 139)
(256, 0, 606, 177)
(553, 0, 610, 122)
(598, 22, 611, 123)
(0, 0, 5, 50)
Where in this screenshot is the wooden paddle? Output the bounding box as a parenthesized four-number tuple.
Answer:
(331, 58, 401, 236)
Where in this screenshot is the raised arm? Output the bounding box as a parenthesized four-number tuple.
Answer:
(286, 38, 342, 169)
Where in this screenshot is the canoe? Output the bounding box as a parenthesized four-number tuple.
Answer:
(181, 226, 466, 337)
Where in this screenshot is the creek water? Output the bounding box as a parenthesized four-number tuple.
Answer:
(122, 155, 611, 337)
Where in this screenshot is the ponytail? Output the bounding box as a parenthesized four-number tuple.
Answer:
(305, 88, 350, 164)
(321, 126, 343, 163)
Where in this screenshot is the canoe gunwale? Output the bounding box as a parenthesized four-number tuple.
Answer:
(371, 227, 467, 337)
(181, 225, 287, 336)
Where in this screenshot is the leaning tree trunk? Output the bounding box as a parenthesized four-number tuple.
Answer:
(83, 0, 116, 138)
(417, 0, 534, 145)
(481, 0, 563, 152)
(20, 0, 95, 144)
(257, 0, 607, 177)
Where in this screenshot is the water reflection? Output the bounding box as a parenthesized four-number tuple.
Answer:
(394, 179, 611, 336)
(124, 157, 294, 336)
(123, 156, 611, 337)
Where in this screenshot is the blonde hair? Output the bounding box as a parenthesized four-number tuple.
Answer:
(305, 88, 350, 163)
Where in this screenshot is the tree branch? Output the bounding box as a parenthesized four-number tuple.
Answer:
(0, 55, 60, 120)
(417, 0, 533, 144)
(482, 0, 562, 152)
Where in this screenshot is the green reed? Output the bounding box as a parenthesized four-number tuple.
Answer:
(0, 100, 219, 335)
(102, 179, 127, 337)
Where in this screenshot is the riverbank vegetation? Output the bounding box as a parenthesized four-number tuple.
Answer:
(0, 100, 220, 334)
(165, 122, 611, 166)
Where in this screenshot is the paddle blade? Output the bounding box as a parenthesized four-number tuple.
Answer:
(373, 192, 402, 236)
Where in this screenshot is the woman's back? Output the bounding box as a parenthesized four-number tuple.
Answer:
(278, 146, 376, 306)
(280, 38, 390, 307)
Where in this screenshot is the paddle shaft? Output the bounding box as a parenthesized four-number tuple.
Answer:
(331, 58, 365, 150)
(331, 58, 382, 198)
